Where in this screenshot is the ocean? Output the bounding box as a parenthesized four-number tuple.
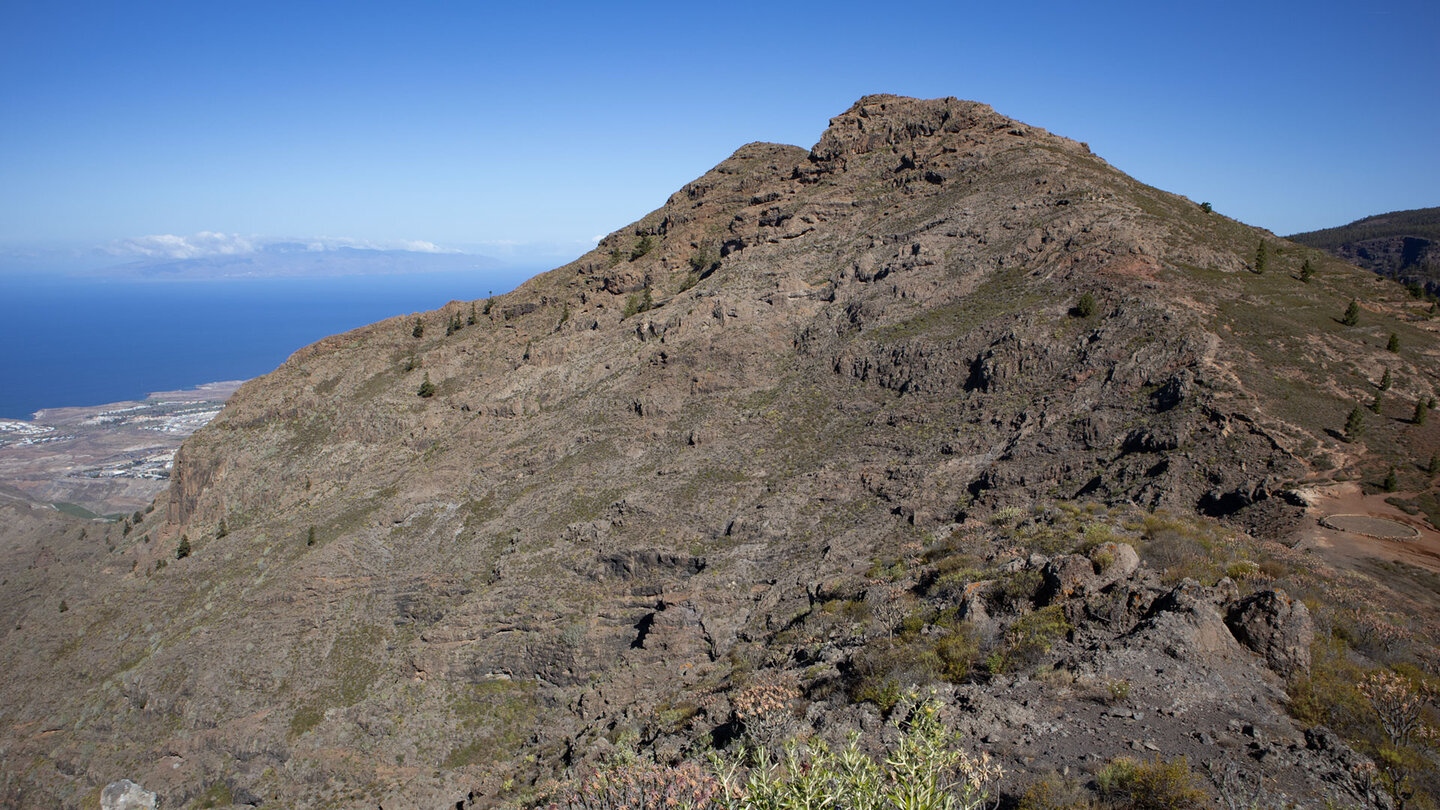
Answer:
(0, 270, 533, 420)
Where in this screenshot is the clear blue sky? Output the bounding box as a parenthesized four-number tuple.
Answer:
(2, 0, 1436, 269)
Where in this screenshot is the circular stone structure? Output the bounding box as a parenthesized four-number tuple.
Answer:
(1320, 514, 1420, 540)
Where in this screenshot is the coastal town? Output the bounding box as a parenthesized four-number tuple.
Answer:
(0, 381, 241, 515)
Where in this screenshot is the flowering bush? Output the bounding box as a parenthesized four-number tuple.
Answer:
(713, 698, 1001, 810)
(539, 699, 999, 810)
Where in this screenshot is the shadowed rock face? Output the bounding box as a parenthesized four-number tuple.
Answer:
(0, 95, 1433, 807)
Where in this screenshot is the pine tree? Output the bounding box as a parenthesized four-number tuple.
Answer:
(1300, 259, 1314, 283)
(417, 373, 436, 398)
(1345, 405, 1366, 441)
(1076, 292, 1096, 318)
(1387, 333, 1400, 353)
(412, 317, 425, 338)
(1253, 242, 1268, 274)
(176, 534, 191, 560)
(1383, 467, 1398, 492)
(467, 302, 478, 325)
(1429, 455, 1439, 476)
(306, 525, 316, 546)
(1342, 300, 1360, 326)
(216, 518, 228, 539)
(1380, 369, 1392, 390)
(1415, 399, 1429, 426)
(1370, 392, 1384, 414)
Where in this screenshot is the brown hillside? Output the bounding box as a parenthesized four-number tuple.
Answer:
(3, 95, 1437, 808)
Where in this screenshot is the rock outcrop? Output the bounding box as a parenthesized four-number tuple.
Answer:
(101, 780, 157, 810)
(1226, 589, 1315, 678)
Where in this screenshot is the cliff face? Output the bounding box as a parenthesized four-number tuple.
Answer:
(3, 95, 1438, 808)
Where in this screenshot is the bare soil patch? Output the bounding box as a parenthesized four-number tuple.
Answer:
(1292, 482, 1440, 574)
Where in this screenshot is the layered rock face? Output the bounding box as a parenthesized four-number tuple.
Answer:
(1, 95, 1434, 807)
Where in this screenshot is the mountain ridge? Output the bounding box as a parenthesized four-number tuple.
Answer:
(1289, 205, 1440, 293)
(2, 94, 1437, 808)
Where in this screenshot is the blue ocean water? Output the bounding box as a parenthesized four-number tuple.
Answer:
(0, 270, 533, 420)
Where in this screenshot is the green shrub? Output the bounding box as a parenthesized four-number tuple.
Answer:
(1000, 605, 1072, 671)
(1388, 333, 1401, 353)
(622, 287, 654, 319)
(412, 317, 425, 338)
(1300, 258, 1314, 283)
(1018, 771, 1095, 810)
(1075, 292, 1096, 318)
(933, 625, 980, 682)
(1096, 755, 1207, 809)
(176, 534, 191, 560)
(710, 699, 1002, 810)
(1342, 300, 1360, 326)
(630, 235, 654, 261)
(417, 373, 436, 398)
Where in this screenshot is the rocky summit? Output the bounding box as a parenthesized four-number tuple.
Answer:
(3, 95, 1439, 809)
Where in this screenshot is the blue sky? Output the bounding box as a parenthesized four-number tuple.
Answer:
(2, 0, 1436, 271)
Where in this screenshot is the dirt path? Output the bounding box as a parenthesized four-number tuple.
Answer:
(1290, 482, 1440, 574)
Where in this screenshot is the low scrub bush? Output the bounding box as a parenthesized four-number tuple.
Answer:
(1095, 755, 1207, 809)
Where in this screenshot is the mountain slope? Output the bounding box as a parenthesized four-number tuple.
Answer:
(3, 95, 1438, 808)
